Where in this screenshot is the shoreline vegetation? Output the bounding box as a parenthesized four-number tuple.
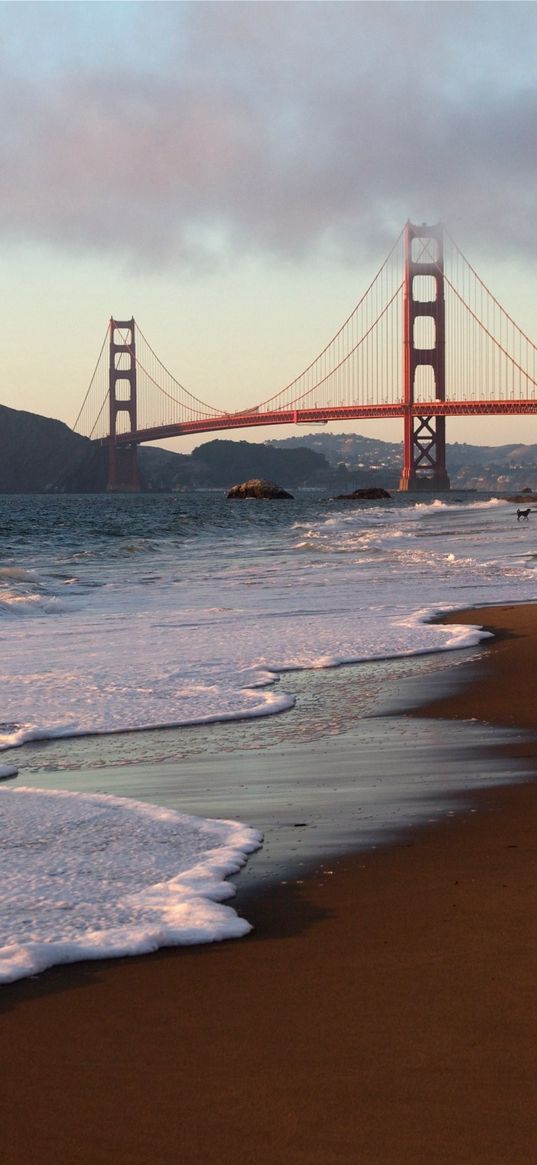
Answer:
(4, 603, 537, 1163)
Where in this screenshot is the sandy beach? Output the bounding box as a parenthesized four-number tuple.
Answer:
(3, 602, 537, 1164)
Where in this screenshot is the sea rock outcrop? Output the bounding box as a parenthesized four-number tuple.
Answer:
(335, 487, 391, 500)
(227, 478, 294, 499)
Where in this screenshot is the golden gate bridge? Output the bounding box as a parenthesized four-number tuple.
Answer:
(73, 222, 537, 492)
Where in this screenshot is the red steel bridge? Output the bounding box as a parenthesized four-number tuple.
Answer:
(73, 222, 537, 491)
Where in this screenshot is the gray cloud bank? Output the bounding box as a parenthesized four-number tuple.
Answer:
(1, 1, 537, 267)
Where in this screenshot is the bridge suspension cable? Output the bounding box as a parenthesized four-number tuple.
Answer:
(73, 222, 537, 451)
(73, 231, 407, 440)
(73, 321, 225, 440)
(442, 234, 537, 403)
(133, 323, 223, 424)
(249, 229, 405, 414)
(72, 326, 109, 438)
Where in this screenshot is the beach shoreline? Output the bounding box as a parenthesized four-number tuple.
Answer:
(4, 633, 524, 903)
(4, 602, 537, 1163)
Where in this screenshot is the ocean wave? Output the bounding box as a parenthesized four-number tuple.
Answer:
(0, 566, 70, 619)
(0, 491, 532, 755)
(0, 685, 296, 753)
(0, 588, 64, 619)
(0, 787, 262, 985)
(0, 765, 18, 780)
(413, 496, 503, 512)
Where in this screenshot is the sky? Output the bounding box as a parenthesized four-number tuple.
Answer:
(2, 0, 537, 453)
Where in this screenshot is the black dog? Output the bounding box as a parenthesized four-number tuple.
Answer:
(517, 507, 531, 520)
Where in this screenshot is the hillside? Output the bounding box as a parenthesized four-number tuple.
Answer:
(190, 439, 328, 487)
(0, 405, 106, 493)
(269, 433, 537, 492)
(1, 403, 537, 493)
(0, 404, 198, 493)
(0, 407, 328, 492)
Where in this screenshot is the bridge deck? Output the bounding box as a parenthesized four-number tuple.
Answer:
(107, 400, 537, 446)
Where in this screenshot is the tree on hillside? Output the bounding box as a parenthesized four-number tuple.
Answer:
(191, 440, 328, 486)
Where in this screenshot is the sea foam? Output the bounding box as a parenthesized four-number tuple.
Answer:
(0, 787, 262, 985)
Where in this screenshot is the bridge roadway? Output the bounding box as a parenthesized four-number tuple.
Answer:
(106, 399, 537, 446)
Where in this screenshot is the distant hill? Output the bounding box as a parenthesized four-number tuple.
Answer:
(0, 407, 328, 493)
(190, 439, 328, 487)
(1, 404, 536, 493)
(0, 404, 198, 493)
(0, 405, 105, 493)
(269, 432, 537, 492)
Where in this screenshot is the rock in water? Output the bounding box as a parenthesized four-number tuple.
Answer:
(335, 487, 391, 500)
(227, 479, 294, 499)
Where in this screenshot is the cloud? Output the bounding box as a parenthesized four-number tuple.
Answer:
(1, 1, 537, 268)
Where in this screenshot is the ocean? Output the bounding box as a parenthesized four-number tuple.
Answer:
(1, 488, 536, 982)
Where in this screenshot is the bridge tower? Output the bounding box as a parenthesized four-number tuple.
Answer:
(108, 317, 140, 492)
(399, 222, 450, 491)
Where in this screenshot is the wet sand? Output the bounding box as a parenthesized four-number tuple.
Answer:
(3, 603, 537, 1164)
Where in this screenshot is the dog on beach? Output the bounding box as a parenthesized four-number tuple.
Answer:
(517, 507, 531, 520)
